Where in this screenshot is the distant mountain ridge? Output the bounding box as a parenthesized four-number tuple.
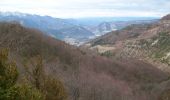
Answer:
(0, 12, 94, 45)
(0, 12, 158, 45)
(84, 19, 157, 37)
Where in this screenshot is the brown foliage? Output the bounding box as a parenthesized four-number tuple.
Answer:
(0, 22, 169, 100)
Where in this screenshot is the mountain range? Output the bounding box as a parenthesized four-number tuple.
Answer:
(0, 12, 157, 45)
(1, 10, 170, 100)
(1, 21, 170, 100)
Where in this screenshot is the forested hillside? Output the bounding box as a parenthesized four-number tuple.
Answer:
(0, 22, 170, 100)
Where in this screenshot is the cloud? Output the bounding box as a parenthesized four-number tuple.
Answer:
(0, 0, 170, 18)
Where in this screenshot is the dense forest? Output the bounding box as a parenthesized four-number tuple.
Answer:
(0, 19, 170, 100)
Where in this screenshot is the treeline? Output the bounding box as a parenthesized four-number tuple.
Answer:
(0, 48, 68, 100)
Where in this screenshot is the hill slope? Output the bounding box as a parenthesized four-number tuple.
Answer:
(0, 22, 170, 100)
(86, 14, 170, 72)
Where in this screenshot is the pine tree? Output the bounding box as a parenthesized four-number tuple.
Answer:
(0, 49, 44, 100)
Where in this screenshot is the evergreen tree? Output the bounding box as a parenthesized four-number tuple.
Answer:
(0, 49, 44, 100)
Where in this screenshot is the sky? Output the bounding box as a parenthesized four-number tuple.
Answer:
(0, 0, 170, 18)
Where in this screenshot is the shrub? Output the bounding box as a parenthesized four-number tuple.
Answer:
(43, 77, 68, 100)
(12, 84, 44, 100)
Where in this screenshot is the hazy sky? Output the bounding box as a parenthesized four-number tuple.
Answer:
(0, 0, 170, 18)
